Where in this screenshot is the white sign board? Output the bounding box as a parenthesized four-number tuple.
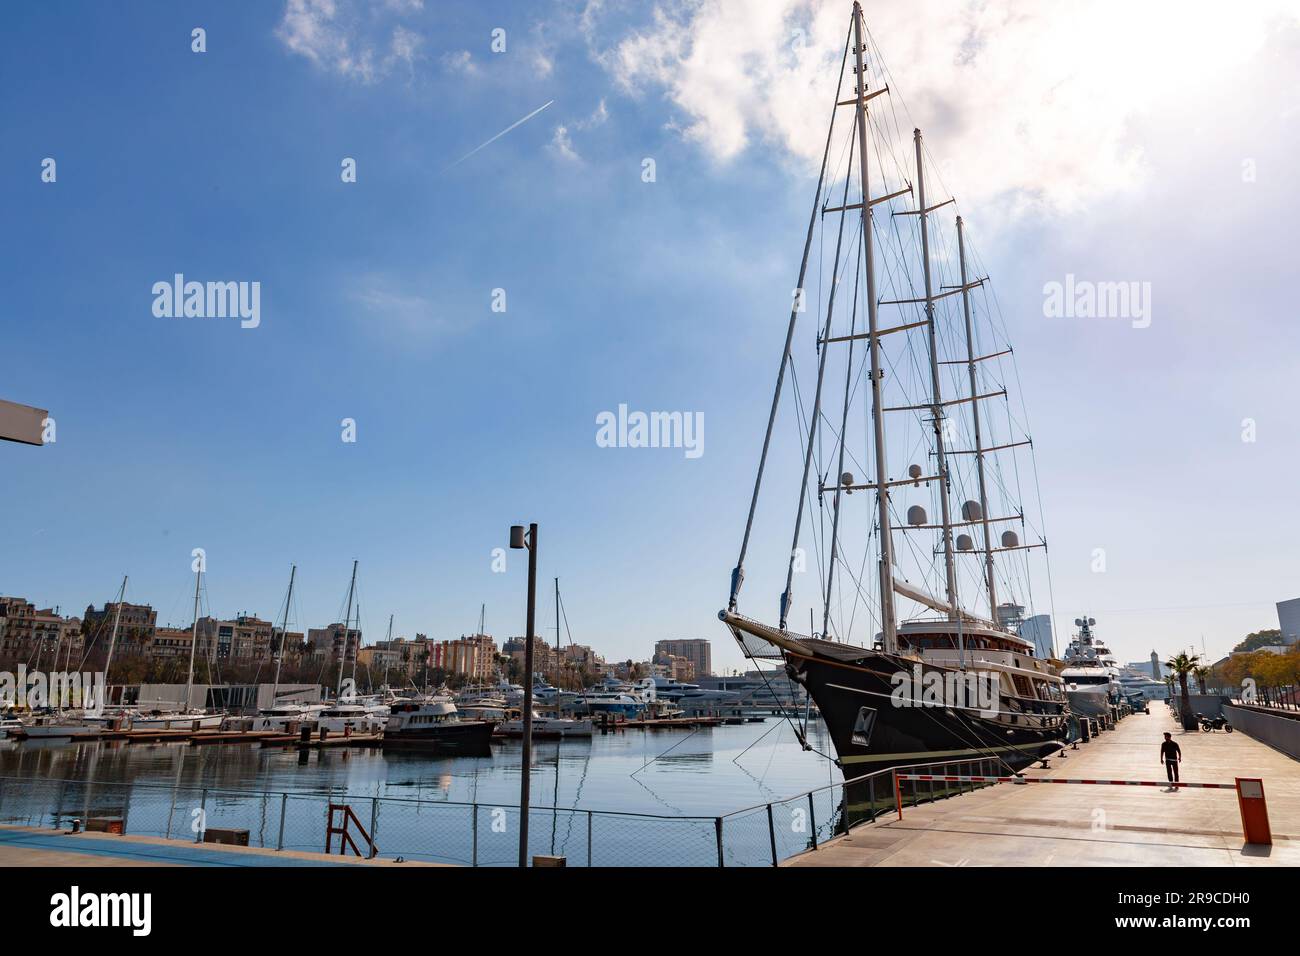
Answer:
(0, 399, 48, 446)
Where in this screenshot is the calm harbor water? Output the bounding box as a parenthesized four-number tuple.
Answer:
(0, 720, 844, 866)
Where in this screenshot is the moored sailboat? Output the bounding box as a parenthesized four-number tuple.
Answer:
(720, 2, 1067, 788)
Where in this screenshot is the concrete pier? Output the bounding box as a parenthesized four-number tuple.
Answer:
(785, 705, 1300, 867)
(0, 825, 444, 867)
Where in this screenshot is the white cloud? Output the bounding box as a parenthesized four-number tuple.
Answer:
(533, 50, 555, 78)
(350, 280, 463, 340)
(441, 49, 479, 76)
(590, 0, 1300, 214)
(549, 98, 609, 162)
(276, 0, 425, 84)
(550, 124, 580, 161)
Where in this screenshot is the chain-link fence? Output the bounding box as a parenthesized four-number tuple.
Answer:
(0, 755, 1004, 866)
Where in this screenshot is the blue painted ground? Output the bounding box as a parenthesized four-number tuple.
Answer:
(0, 829, 351, 867)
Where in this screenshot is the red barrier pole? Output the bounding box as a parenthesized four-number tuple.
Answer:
(894, 771, 903, 821)
(1235, 778, 1272, 846)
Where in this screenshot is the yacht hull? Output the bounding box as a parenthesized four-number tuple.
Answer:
(21, 723, 104, 740)
(1065, 687, 1111, 718)
(792, 650, 1066, 772)
(381, 720, 494, 755)
(721, 612, 1066, 809)
(129, 714, 225, 732)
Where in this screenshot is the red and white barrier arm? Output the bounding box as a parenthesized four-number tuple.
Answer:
(896, 773, 1236, 789)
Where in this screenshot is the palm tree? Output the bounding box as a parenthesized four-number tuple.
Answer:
(1166, 652, 1201, 729)
(1193, 665, 1211, 695)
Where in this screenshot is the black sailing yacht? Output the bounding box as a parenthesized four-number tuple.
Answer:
(720, 1, 1067, 795)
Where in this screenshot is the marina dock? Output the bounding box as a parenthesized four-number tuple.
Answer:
(784, 706, 1300, 867)
(0, 825, 441, 867)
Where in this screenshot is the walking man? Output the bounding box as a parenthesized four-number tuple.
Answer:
(1160, 731, 1182, 788)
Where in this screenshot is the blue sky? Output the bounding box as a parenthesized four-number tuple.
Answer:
(3, 0, 1299, 672)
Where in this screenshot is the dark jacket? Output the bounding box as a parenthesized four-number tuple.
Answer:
(1160, 740, 1181, 762)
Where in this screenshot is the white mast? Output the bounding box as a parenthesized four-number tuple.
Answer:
(381, 613, 393, 691)
(851, 2, 897, 653)
(185, 564, 202, 710)
(913, 128, 959, 620)
(956, 216, 999, 619)
(351, 602, 360, 692)
(336, 560, 357, 700)
(270, 564, 296, 709)
(102, 576, 127, 704)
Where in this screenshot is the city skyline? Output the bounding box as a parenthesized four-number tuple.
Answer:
(4, 1, 1299, 673)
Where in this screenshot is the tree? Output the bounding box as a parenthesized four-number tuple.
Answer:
(1193, 665, 1210, 695)
(1233, 628, 1284, 653)
(1165, 652, 1200, 729)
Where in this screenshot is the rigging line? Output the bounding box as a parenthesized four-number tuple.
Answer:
(786, 363, 834, 632)
(729, 22, 851, 613)
(785, 165, 857, 626)
(731, 717, 785, 765)
(751, 659, 837, 763)
(822, 234, 862, 639)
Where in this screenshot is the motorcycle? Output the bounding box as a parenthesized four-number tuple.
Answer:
(1195, 713, 1233, 732)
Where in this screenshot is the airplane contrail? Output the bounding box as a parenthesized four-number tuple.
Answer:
(446, 99, 555, 169)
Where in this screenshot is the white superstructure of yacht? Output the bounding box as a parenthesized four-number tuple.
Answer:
(1059, 616, 1122, 718)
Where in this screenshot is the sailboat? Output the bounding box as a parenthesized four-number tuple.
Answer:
(719, 2, 1067, 788)
(24, 575, 130, 739)
(128, 562, 224, 731)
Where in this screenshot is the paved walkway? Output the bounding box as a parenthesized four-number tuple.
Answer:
(0, 826, 443, 867)
(785, 705, 1300, 867)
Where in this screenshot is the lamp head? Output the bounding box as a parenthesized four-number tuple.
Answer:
(509, 525, 527, 550)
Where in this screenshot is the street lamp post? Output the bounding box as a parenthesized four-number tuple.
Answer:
(509, 522, 538, 868)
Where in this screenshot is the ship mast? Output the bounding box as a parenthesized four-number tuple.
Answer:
(337, 559, 357, 700)
(185, 562, 202, 710)
(102, 576, 127, 703)
(851, 2, 898, 653)
(912, 128, 959, 620)
(956, 217, 998, 619)
(270, 564, 296, 709)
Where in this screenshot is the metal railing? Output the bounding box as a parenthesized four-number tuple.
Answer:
(0, 754, 1020, 866)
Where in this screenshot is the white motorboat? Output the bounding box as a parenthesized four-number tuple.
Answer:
(254, 702, 328, 732)
(497, 710, 594, 738)
(314, 703, 383, 735)
(456, 695, 508, 723)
